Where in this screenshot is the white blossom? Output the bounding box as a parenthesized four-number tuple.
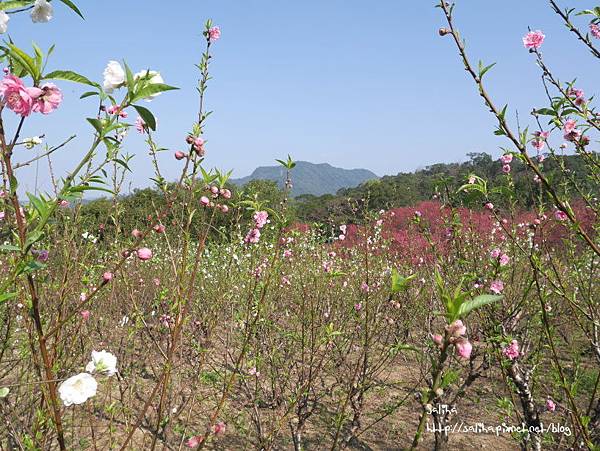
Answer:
(102, 61, 125, 93)
(31, 0, 53, 23)
(58, 373, 97, 406)
(85, 350, 117, 376)
(0, 12, 9, 34)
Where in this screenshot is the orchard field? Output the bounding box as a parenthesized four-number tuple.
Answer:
(0, 1, 599, 450)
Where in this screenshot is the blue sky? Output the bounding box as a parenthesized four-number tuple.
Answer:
(6, 0, 599, 194)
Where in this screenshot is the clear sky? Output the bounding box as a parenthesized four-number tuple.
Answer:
(6, 0, 599, 194)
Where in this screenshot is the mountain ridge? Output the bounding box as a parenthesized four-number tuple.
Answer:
(230, 161, 378, 196)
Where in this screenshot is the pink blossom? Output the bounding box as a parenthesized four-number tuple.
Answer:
(248, 367, 260, 377)
(131, 228, 143, 239)
(414, 210, 422, 217)
(499, 254, 510, 266)
(153, 278, 160, 286)
(253, 211, 269, 229)
(563, 119, 582, 142)
(153, 224, 165, 233)
(455, 338, 472, 359)
(500, 154, 513, 165)
(445, 320, 466, 338)
(340, 224, 347, 234)
(174, 150, 185, 160)
(200, 196, 210, 206)
(360, 282, 370, 293)
(563, 119, 577, 133)
(211, 421, 226, 435)
(490, 248, 501, 259)
(490, 280, 504, 294)
(219, 204, 229, 213)
(485, 202, 494, 210)
(354, 302, 362, 312)
(546, 398, 556, 412)
(102, 272, 113, 282)
(468, 175, 476, 184)
(338, 234, 346, 241)
(221, 188, 232, 199)
(208, 26, 221, 42)
(431, 334, 443, 346)
(281, 275, 291, 285)
(106, 104, 120, 115)
(532, 139, 545, 151)
(502, 164, 511, 174)
(244, 228, 261, 244)
(185, 435, 204, 448)
(80, 310, 90, 320)
(135, 116, 146, 133)
(591, 23, 600, 39)
(283, 249, 292, 258)
(502, 340, 520, 360)
(59, 200, 70, 208)
(193, 137, 204, 150)
(0, 74, 42, 117)
(522, 30, 545, 49)
(554, 210, 568, 221)
(32, 83, 62, 114)
(136, 247, 152, 261)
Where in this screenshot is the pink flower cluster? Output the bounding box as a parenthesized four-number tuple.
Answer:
(208, 26, 221, 42)
(200, 185, 231, 213)
(500, 153, 513, 174)
(490, 279, 504, 294)
(186, 135, 206, 157)
(490, 248, 510, 266)
(531, 130, 549, 151)
(0, 74, 62, 117)
(522, 30, 545, 50)
(563, 119, 585, 144)
(590, 23, 600, 39)
(444, 320, 472, 360)
(106, 104, 127, 118)
(502, 339, 520, 360)
(244, 211, 269, 244)
(566, 87, 586, 106)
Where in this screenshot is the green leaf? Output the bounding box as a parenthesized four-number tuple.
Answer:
(391, 269, 415, 294)
(477, 60, 496, 78)
(123, 61, 135, 91)
(458, 295, 503, 318)
(7, 44, 38, 81)
(0, 244, 20, 252)
(534, 108, 556, 117)
(131, 83, 178, 102)
(87, 118, 104, 136)
(80, 91, 99, 99)
(0, 1, 33, 11)
(43, 70, 98, 88)
(58, 0, 84, 19)
(0, 292, 17, 303)
(132, 105, 156, 131)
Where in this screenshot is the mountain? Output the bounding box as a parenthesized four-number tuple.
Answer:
(230, 161, 378, 196)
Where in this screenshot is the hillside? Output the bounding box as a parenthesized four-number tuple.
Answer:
(230, 161, 377, 196)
